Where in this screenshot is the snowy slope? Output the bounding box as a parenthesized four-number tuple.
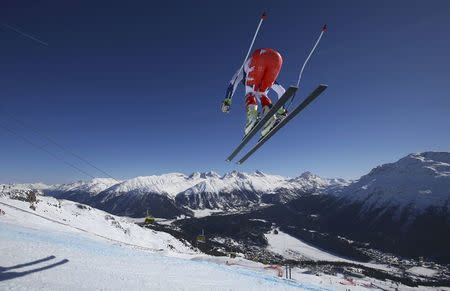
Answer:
(334, 152, 450, 211)
(0, 223, 326, 290)
(0, 187, 339, 290)
(0, 190, 192, 253)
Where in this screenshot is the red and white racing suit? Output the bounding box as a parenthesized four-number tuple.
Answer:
(225, 48, 285, 109)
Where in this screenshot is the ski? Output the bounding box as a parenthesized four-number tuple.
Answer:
(226, 86, 298, 162)
(237, 84, 328, 164)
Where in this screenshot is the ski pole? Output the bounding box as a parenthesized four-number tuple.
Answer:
(230, 12, 267, 102)
(296, 24, 327, 88)
(288, 24, 327, 109)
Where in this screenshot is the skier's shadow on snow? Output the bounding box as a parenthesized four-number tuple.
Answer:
(0, 255, 69, 281)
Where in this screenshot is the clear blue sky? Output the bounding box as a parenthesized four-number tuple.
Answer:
(1, 0, 449, 184)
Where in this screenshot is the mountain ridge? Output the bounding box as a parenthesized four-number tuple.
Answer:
(3, 151, 449, 219)
(4, 170, 340, 218)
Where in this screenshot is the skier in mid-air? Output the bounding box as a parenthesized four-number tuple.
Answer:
(221, 48, 287, 137)
(221, 12, 328, 164)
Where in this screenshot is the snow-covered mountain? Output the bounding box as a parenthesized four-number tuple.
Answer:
(333, 152, 450, 212)
(105, 173, 202, 198)
(7, 151, 449, 221)
(21, 171, 341, 218)
(47, 178, 119, 203)
(303, 152, 450, 262)
(50, 178, 119, 195)
(176, 171, 343, 209)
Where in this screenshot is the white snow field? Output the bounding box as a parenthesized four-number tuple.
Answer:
(265, 230, 406, 273)
(407, 266, 439, 278)
(266, 230, 346, 262)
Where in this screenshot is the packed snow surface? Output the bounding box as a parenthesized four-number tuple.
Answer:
(0, 224, 321, 290)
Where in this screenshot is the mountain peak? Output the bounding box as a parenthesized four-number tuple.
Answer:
(223, 170, 240, 179)
(188, 172, 201, 179)
(366, 151, 450, 179)
(299, 171, 316, 179)
(409, 151, 450, 165)
(254, 170, 266, 177)
(188, 171, 220, 179)
(202, 171, 220, 178)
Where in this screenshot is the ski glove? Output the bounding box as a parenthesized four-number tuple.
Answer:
(221, 98, 232, 113)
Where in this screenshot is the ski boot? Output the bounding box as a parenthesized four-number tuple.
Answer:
(276, 106, 288, 120)
(244, 104, 259, 136)
(260, 106, 288, 138)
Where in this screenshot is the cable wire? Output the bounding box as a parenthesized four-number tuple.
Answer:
(3, 111, 119, 182)
(0, 122, 96, 180)
(1, 23, 48, 46)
